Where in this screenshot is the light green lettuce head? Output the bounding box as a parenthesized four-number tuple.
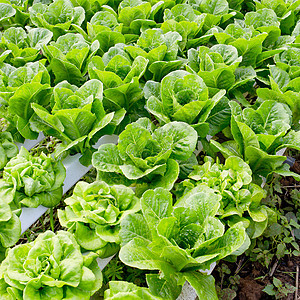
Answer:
(0, 147, 66, 209)
(119, 187, 246, 298)
(92, 117, 198, 192)
(58, 180, 140, 257)
(0, 230, 102, 299)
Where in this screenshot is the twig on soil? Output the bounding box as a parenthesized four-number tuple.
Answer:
(235, 257, 245, 274)
(282, 185, 300, 188)
(269, 260, 278, 277)
(295, 265, 299, 300)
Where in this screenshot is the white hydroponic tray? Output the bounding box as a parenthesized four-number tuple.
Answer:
(17, 133, 214, 299)
(15, 132, 45, 151)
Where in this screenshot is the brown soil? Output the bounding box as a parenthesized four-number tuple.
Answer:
(238, 277, 264, 300)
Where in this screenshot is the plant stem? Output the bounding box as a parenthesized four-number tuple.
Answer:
(50, 208, 54, 232)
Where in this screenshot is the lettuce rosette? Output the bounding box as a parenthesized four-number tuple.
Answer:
(211, 100, 300, 181)
(84, 9, 124, 56)
(88, 43, 148, 114)
(124, 28, 183, 81)
(29, 0, 85, 39)
(0, 231, 102, 299)
(175, 156, 270, 239)
(0, 26, 53, 67)
(186, 44, 256, 98)
(0, 60, 51, 142)
(145, 70, 230, 137)
(42, 33, 99, 85)
(119, 187, 246, 299)
(58, 181, 140, 257)
(104, 280, 170, 299)
(32, 79, 125, 165)
(92, 117, 198, 192)
(0, 147, 66, 208)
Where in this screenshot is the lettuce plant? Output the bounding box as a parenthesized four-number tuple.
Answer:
(124, 28, 183, 81)
(0, 202, 21, 262)
(117, 0, 156, 37)
(0, 61, 51, 142)
(29, 0, 85, 39)
(214, 21, 269, 67)
(104, 280, 179, 299)
(0, 230, 102, 299)
(255, 0, 300, 35)
(0, 0, 31, 27)
(88, 44, 148, 113)
(0, 147, 66, 208)
(83, 9, 125, 56)
(32, 79, 125, 164)
(244, 8, 281, 48)
(92, 117, 198, 191)
(175, 156, 269, 239)
(119, 187, 246, 299)
(274, 48, 300, 79)
(58, 180, 140, 257)
(0, 132, 18, 169)
(43, 33, 99, 85)
(186, 44, 256, 97)
(0, 3, 28, 29)
(0, 26, 53, 66)
(145, 70, 230, 137)
(211, 100, 300, 181)
(257, 90, 300, 129)
(188, 0, 235, 32)
(161, 4, 206, 51)
(267, 65, 300, 96)
(0, 3, 16, 25)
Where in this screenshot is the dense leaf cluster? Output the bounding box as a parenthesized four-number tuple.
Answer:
(0, 0, 299, 298)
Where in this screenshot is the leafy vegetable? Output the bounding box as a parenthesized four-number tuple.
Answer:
(32, 79, 125, 164)
(175, 156, 269, 239)
(117, 0, 156, 37)
(83, 9, 124, 56)
(0, 230, 102, 299)
(92, 117, 198, 191)
(161, 4, 207, 51)
(0, 3, 16, 27)
(188, 0, 235, 33)
(274, 47, 300, 79)
(119, 187, 246, 298)
(0, 26, 53, 66)
(0, 61, 51, 142)
(214, 21, 269, 67)
(43, 33, 99, 85)
(125, 28, 183, 81)
(186, 44, 256, 98)
(29, 0, 85, 39)
(58, 180, 140, 257)
(145, 70, 230, 137)
(104, 277, 182, 300)
(211, 100, 300, 181)
(0, 147, 66, 208)
(88, 43, 148, 114)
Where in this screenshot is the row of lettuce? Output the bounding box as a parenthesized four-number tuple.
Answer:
(0, 0, 299, 165)
(0, 116, 297, 299)
(0, 0, 299, 298)
(0, 139, 261, 299)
